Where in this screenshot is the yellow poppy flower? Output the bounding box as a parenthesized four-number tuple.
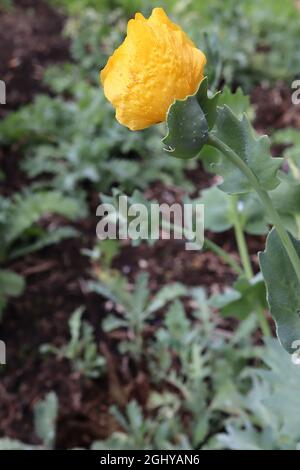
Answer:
(100, 7, 207, 131)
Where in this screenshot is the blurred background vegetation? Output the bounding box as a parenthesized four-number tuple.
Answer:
(0, 0, 300, 450)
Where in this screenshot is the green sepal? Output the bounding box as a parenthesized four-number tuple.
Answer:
(162, 78, 219, 159)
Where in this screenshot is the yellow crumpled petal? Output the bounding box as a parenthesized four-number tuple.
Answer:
(100, 7, 207, 131)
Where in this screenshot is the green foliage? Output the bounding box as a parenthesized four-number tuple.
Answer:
(91, 336, 300, 450)
(163, 94, 208, 160)
(92, 400, 181, 450)
(0, 392, 58, 450)
(210, 273, 267, 320)
(217, 339, 300, 450)
(0, 84, 189, 194)
(0, 189, 85, 319)
(34, 392, 58, 449)
(197, 186, 267, 235)
(0, 270, 25, 321)
(89, 270, 187, 360)
(273, 128, 300, 179)
(218, 87, 254, 120)
(0, 189, 84, 261)
(90, 289, 262, 450)
(52, 0, 300, 90)
(179, 0, 300, 90)
(0, 190, 86, 253)
(210, 106, 282, 194)
(0, 438, 37, 450)
(41, 307, 106, 378)
(0, 7, 192, 196)
(2, 0, 300, 452)
(0, 0, 13, 10)
(198, 176, 300, 239)
(163, 79, 218, 160)
(50, 0, 116, 15)
(3, 284, 300, 450)
(267, 174, 300, 239)
(82, 239, 121, 269)
(64, 8, 126, 83)
(199, 86, 254, 171)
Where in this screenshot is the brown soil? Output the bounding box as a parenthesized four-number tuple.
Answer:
(0, 0, 69, 118)
(251, 83, 300, 132)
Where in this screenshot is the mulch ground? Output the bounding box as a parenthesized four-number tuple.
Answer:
(0, 0, 299, 448)
(0, 0, 69, 118)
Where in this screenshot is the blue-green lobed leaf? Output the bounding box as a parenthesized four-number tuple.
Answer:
(210, 106, 283, 194)
(259, 228, 300, 353)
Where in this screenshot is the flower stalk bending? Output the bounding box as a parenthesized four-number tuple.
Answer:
(207, 133, 300, 286)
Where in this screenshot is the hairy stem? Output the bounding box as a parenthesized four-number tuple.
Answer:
(229, 195, 253, 280)
(256, 305, 271, 337)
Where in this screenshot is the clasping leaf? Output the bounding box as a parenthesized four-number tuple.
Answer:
(259, 228, 300, 353)
(162, 78, 219, 159)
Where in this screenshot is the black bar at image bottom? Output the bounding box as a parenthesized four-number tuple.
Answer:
(0, 450, 296, 466)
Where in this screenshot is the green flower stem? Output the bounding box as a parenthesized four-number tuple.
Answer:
(256, 304, 271, 337)
(229, 195, 254, 280)
(207, 133, 300, 286)
(204, 238, 243, 276)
